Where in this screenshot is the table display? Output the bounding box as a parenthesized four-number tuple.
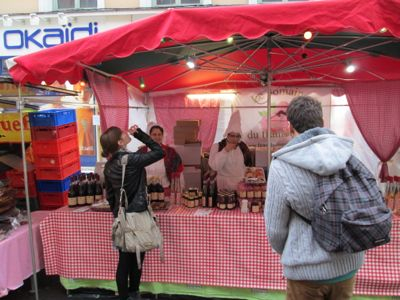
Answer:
(39, 206, 400, 296)
(0, 210, 50, 298)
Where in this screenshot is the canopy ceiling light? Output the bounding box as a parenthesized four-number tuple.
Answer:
(29, 13, 40, 26)
(345, 60, 356, 73)
(303, 31, 313, 40)
(139, 77, 146, 89)
(186, 57, 196, 69)
(226, 36, 234, 44)
(1, 14, 13, 27)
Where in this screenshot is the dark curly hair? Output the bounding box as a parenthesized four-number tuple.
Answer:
(287, 96, 323, 133)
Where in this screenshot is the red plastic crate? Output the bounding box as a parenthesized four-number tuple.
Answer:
(32, 134, 78, 155)
(36, 160, 81, 180)
(38, 191, 68, 209)
(15, 183, 37, 198)
(6, 169, 36, 188)
(34, 149, 80, 168)
(31, 122, 77, 141)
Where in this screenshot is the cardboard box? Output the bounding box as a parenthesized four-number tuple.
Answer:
(176, 119, 201, 127)
(173, 126, 199, 144)
(173, 142, 202, 165)
(183, 166, 201, 190)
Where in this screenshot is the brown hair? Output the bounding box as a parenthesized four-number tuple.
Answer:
(100, 126, 123, 158)
(287, 96, 324, 133)
(149, 125, 164, 135)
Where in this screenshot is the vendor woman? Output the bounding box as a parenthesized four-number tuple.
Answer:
(138, 125, 184, 191)
(209, 110, 253, 190)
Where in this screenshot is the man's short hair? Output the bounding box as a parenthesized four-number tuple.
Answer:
(287, 96, 324, 133)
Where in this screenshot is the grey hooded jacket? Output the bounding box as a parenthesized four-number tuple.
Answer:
(264, 127, 365, 281)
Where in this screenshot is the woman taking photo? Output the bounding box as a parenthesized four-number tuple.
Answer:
(101, 125, 164, 300)
(138, 125, 184, 193)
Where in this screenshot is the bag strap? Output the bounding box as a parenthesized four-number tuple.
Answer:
(119, 154, 129, 209)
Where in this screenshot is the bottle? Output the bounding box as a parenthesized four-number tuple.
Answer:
(170, 173, 176, 205)
(386, 177, 395, 210)
(175, 175, 182, 205)
(95, 174, 103, 202)
(208, 179, 215, 208)
(150, 178, 158, 202)
(155, 179, 165, 202)
(86, 173, 94, 205)
(77, 174, 87, 206)
(201, 179, 208, 207)
(394, 176, 400, 216)
(68, 176, 77, 207)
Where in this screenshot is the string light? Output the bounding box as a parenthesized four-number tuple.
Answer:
(139, 77, 146, 89)
(379, 27, 388, 33)
(345, 60, 356, 73)
(186, 57, 196, 69)
(303, 31, 313, 40)
(226, 37, 234, 44)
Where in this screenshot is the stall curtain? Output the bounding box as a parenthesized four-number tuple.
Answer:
(85, 70, 129, 132)
(152, 94, 220, 150)
(344, 81, 400, 181)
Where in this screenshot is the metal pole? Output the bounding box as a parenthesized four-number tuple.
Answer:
(18, 85, 40, 300)
(267, 47, 272, 168)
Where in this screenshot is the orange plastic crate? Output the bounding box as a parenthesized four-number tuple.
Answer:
(15, 183, 37, 198)
(34, 149, 80, 168)
(31, 122, 77, 141)
(36, 160, 81, 181)
(6, 169, 36, 188)
(32, 134, 78, 155)
(38, 191, 68, 209)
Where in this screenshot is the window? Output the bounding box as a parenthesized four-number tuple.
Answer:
(153, 0, 201, 7)
(54, 0, 98, 9)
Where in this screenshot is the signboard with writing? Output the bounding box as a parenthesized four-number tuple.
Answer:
(0, 113, 31, 143)
(235, 87, 332, 148)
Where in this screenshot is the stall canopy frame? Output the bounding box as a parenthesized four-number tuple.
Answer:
(6, 0, 400, 92)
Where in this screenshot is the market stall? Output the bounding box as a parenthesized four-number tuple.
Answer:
(4, 0, 400, 298)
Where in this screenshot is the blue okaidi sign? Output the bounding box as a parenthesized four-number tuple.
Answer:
(0, 22, 99, 56)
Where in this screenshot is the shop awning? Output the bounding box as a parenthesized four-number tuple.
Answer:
(6, 0, 400, 92)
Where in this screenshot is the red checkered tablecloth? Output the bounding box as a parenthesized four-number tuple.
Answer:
(39, 206, 400, 296)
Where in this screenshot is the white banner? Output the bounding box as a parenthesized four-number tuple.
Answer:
(234, 87, 332, 148)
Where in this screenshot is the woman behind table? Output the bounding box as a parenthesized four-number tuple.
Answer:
(138, 125, 184, 193)
(101, 125, 164, 300)
(209, 110, 253, 190)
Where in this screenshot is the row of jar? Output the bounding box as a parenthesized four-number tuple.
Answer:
(237, 181, 267, 199)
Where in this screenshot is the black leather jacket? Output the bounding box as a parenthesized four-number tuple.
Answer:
(104, 129, 164, 217)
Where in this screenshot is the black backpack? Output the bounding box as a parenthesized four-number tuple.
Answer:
(295, 155, 392, 253)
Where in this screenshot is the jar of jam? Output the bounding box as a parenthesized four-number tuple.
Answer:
(251, 202, 260, 213)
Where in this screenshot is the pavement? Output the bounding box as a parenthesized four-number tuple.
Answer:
(3, 271, 232, 300)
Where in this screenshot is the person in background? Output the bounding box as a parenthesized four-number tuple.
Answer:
(138, 125, 184, 192)
(101, 125, 164, 300)
(208, 110, 253, 190)
(264, 96, 364, 300)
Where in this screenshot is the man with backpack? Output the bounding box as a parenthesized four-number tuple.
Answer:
(264, 96, 390, 300)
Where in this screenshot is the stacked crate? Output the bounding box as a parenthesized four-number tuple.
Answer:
(29, 109, 81, 210)
(6, 168, 39, 211)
